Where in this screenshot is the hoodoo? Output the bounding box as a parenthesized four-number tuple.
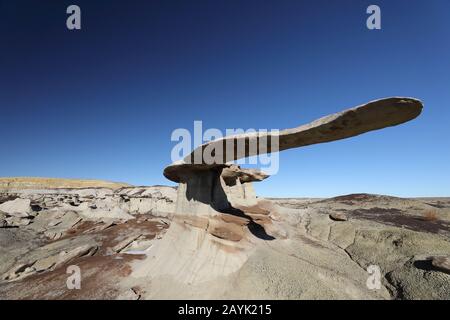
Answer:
(131, 97, 423, 293)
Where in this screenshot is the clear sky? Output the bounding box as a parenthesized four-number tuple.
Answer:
(1, 0, 449, 197)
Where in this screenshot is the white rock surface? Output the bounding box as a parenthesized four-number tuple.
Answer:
(0, 199, 31, 217)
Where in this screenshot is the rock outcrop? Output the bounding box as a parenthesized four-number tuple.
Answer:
(0, 185, 177, 223)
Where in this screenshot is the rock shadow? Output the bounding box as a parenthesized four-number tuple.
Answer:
(413, 259, 434, 272)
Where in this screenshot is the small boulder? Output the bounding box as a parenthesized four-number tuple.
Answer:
(329, 212, 348, 221)
(431, 256, 450, 274)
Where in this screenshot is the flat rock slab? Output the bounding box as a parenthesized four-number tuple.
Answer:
(329, 212, 348, 221)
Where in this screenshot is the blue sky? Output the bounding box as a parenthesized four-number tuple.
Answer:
(1, 0, 449, 197)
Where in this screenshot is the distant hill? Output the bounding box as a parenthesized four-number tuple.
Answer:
(0, 177, 132, 191)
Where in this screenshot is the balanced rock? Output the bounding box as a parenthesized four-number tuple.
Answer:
(133, 97, 423, 288)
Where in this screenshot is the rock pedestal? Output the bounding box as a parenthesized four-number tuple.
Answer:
(132, 165, 274, 284)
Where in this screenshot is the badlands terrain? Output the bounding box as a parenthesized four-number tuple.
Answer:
(0, 177, 449, 300)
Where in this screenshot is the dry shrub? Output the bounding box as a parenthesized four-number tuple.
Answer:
(423, 210, 439, 221)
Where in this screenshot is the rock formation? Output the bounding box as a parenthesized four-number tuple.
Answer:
(130, 97, 423, 289)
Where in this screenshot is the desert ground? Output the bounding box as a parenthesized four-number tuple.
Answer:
(0, 177, 449, 300)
